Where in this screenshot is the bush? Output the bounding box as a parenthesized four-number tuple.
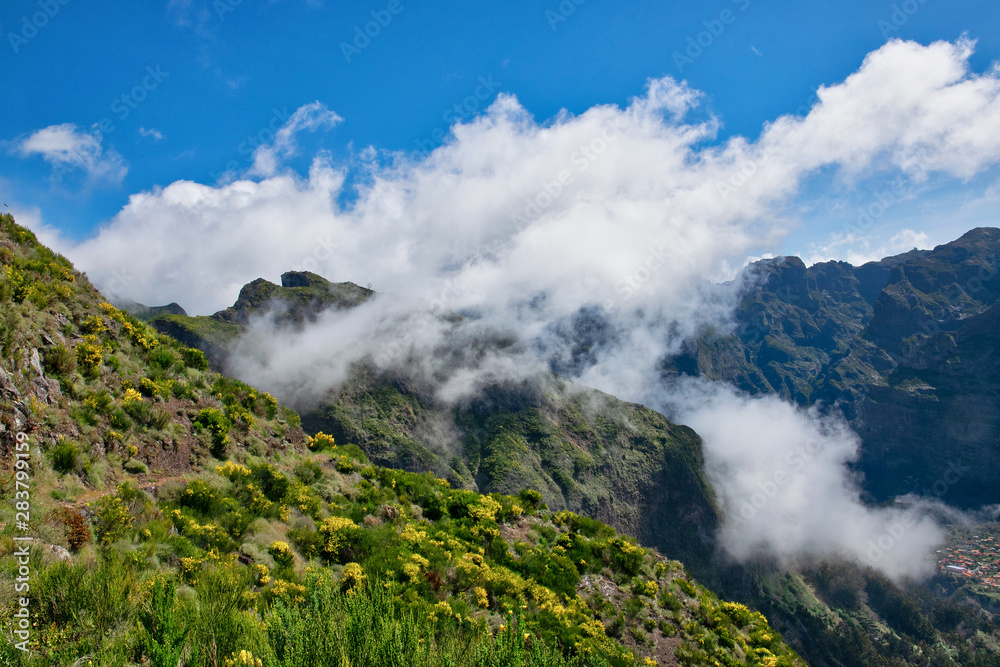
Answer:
(91, 494, 132, 544)
(76, 336, 104, 378)
(139, 576, 192, 667)
(43, 343, 77, 376)
(280, 406, 301, 428)
(148, 347, 180, 372)
(181, 480, 216, 514)
(193, 408, 231, 457)
(79, 314, 106, 335)
(124, 459, 150, 475)
(518, 488, 545, 513)
(269, 541, 296, 568)
(49, 438, 79, 474)
(63, 509, 91, 552)
(109, 407, 133, 430)
(294, 459, 324, 485)
(124, 397, 165, 429)
(182, 346, 208, 370)
(306, 431, 336, 451)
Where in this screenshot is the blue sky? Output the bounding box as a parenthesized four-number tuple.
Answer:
(1, 0, 1000, 310)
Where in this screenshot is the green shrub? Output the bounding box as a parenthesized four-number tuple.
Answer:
(84, 389, 114, 414)
(109, 407, 133, 430)
(280, 406, 302, 428)
(124, 459, 150, 475)
(518, 488, 545, 512)
(43, 343, 77, 376)
(79, 314, 106, 335)
(49, 438, 79, 474)
(181, 479, 216, 514)
(148, 347, 180, 372)
(193, 408, 231, 457)
(294, 459, 324, 484)
(269, 541, 296, 568)
(76, 336, 104, 378)
(139, 576, 193, 667)
(182, 346, 208, 370)
(91, 494, 133, 544)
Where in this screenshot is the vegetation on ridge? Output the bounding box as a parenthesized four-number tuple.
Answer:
(0, 212, 804, 665)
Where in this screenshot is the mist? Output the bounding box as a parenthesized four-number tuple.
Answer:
(45, 38, 1000, 580)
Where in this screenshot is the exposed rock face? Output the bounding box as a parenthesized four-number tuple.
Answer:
(663, 227, 1000, 508)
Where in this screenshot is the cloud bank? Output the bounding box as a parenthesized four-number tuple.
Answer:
(41, 38, 1000, 579)
(668, 381, 945, 580)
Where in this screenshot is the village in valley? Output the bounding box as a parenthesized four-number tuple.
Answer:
(937, 525, 1000, 591)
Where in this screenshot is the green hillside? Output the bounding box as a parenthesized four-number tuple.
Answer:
(0, 213, 804, 665)
(144, 227, 1000, 667)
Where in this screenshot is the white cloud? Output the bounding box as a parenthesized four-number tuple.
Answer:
(139, 127, 165, 142)
(61, 39, 1000, 316)
(11, 123, 127, 186)
(249, 101, 343, 177)
(38, 38, 1000, 580)
(669, 380, 945, 580)
(802, 227, 931, 266)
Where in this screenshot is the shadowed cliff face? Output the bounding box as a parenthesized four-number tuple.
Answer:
(302, 366, 722, 567)
(663, 227, 1000, 509)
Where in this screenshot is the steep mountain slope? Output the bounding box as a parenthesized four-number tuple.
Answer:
(146, 278, 723, 568)
(663, 228, 1000, 509)
(0, 214, 806, 665)
(143, 227, 1000, 667)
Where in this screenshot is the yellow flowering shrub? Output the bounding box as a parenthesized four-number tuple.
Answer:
(270, 579, 307, 604)
(121, 388, 143, 405)
(79, 314, 106, 334)
(216, 461, 251, 481)
(468, 496, 501, 523)
(179, 556, 204, 583)
(341, 562, 366, 593)
(400, 523, 427, 543)
(473, 586, 489, 608)
(269, 541, 295, 568)
(319, 516, 359, 560)
(402, 562, 422, 584)
(224, 650, 263, 667)
(306, 431, 336, 451)
(75, 336, 103, 378)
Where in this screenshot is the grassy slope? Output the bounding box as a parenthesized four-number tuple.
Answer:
(0, 213, 803, 666)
